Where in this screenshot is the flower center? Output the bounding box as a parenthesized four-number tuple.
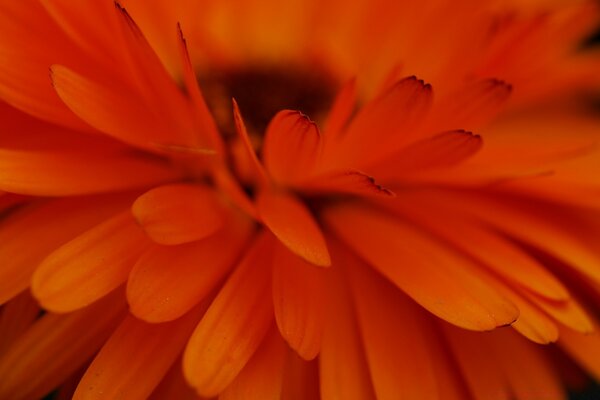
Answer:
(198, 66, 338, 136)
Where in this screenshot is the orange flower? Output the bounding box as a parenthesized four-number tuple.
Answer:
(1, 0, 600, 399)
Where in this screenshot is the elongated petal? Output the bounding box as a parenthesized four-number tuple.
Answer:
(263, 110, 321, 184)
(232, 99, 269, 185)
(430, 78, 512, 131)
(558, 324, 600, 380)
(0, 195, 132, 304)
(0, 1, 92, 130)
(441, 323, 512, 400)
(486, 329, 564, 400)
(281, 352, 320, 400)
(0, 291, 126, 400)
(346, 253, 439, 400)
(257, 190, 330, 267)
(323, 202, 519, 331)
(132, 183, 224, 245)
(51, 64, 195, 151)
(183, 232, 274, 397)
(0, 291, 40, 354)
(319, 263, 376, 400)
(0, 146, 179, 196)
(272, 243, 325, 360)
(299, 169, 395, 198)
(372, 130, 483, 182)
(73, 308, 203, 400)
(32, 211, 151, 312)
(521, 292, 593, 334)
(384, 197, 570, 301)
(127, 218, 253, 322)
(332, 76, 433, 167)
(323, 78, 357, 142)
(220, 327, 287, 400)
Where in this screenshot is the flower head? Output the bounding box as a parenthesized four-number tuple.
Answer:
(1, 0, 600, 399)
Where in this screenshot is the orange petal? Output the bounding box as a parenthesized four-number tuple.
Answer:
(149, 358, 201, 400)
(272, 243, 325, 360)
(232, 99, 269, 185)
(372, 130, 483, 182)
(51, 64, 195, 151)
(0, 291, 126, 400)
(0, 116, 179, 196)
(323, 202, 519, 331)
(176, 24, 224, 154)
(0, 195, 133, 304)
(430, 78, 512, 131)
(319, 262, 376, 400)
(521, 292, 593, 334)
(183, 232, 274, 397)
(383, 196, 570, 301)
(132, 183, 224, 245)
(263, 110, 321, 184)
(558, 323, 600, 380)
(32, 211, 151, 313)
(346, 250, 439, 400)
(220, 326, 287, 400)
(213, 167, 258, 219)
(281, 351, 320, 400)
(127, 218, 253, 323)
(299, 169, 395, 198)
(441, 323, 512, 400)
(486, 329, 564, 400)
(257, 190, 330, 267)
(322, 78, 357, 143)
(112, 3, 200, 147)
(332, 76, 433, 167)
(0, 1, 92, 130)
(0, 290, 40, 354)
(73, 308, 203, 400)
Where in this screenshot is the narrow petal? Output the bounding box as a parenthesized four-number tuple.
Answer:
(521, 292, 594, 334)
(0, 195, 132, 304)
(429, 78, 512, 131)
(262, 110, 321, 184)
(272, 243, 325, 360)
(323, 202, 519, 331)
(176, 24, 224, 154)
(383, 196, 570, 301)
(51, 64, 195, 151)
(232, 99, 269, 185)
(149, 358, 200, 400)
(0, 291, 126, 400)
(0, 146, 179, 196)
(257, 190, 330, 267)
(183, 232, 274, 397)
(127, 218, 253, 322)
(441, 323, 512, 400)
(323, 78, 357, 142)
(132, 183, 224, 245)
(558, 324, 600, 380)
(0, 1, 92, 130)
(299, 169, 395, 198)
(0, 291, 40, 354)
(486, 329, 565, 400)
(32, 211, 151, 313)
(73, 308, 203, 400)
(332, 76, 433, 167)
(319, 263, 376, 400)
(112, 3, 199, 146)
(346, 250, 439, 400)
(281, 352, 320, 400)
(372, 130, 483, 182)
(220, 327, 287, 400)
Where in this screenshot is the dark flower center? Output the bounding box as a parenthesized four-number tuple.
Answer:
(198, 66, 338, 137)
